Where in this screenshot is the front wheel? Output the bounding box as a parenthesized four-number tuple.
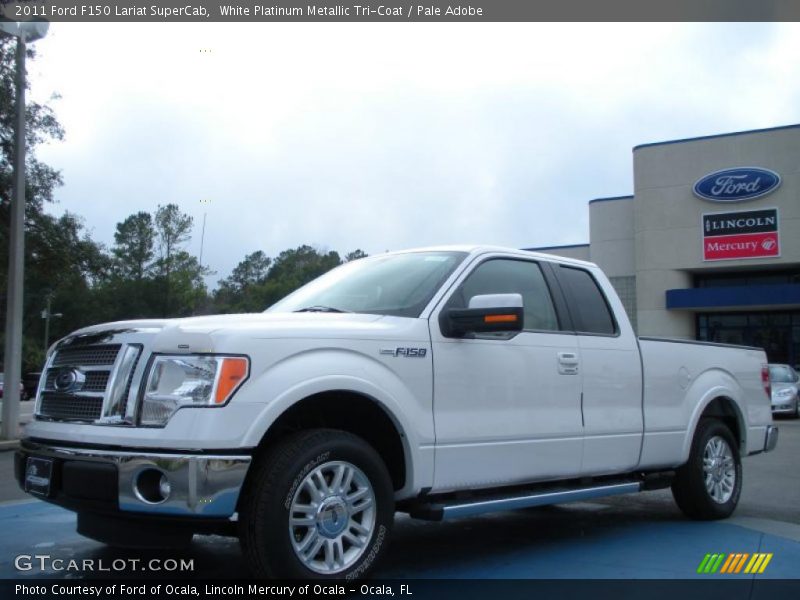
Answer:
(239, 429, 394, 579)
(672, 419, 742, 520)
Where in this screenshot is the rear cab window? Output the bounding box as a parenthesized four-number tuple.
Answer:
(556, 265, 618, 336)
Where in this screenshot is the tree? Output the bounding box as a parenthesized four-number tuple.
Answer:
(214, 251, 272, 313)
(153, 203, 194, 316)
(0, 38, 101, 370)
(345, 249, 368, 262)
(112, 211, 154, 280)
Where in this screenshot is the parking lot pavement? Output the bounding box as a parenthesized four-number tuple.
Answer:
(0, 499, 798, 579)
(1, 420, 798, 580)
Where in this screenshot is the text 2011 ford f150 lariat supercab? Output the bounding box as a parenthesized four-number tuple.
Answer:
(16, 246, 778, 578)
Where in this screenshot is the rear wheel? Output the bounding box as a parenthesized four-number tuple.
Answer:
(239, 429, 394, 579)
(672, 419, 742, 520)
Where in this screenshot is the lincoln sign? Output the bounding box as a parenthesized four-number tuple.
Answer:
(702, 208, 780, 261)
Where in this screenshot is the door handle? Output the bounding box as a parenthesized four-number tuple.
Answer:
(557, 352, 579, 375)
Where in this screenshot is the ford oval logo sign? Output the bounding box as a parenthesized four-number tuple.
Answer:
(693, 167, 781, 202)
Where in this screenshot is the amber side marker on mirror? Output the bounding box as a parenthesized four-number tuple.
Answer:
(484, 314, 518, 323)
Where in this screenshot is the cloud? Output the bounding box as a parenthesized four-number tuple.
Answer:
(29, 23, 800, 287)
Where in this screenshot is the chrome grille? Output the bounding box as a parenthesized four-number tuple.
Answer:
(50, 344, 121, 367)
(44, 370, 110, 393)
(36, 343, 142, 424)
(39, 394, 104, 421)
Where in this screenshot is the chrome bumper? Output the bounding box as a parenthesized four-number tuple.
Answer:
(20, 441, 251, 517)
(764, 426, 779, 453)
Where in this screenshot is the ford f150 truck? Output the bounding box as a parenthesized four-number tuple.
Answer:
(16, 246, 778, 579)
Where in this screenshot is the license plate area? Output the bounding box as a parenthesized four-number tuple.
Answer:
(24, 457, 54, 497)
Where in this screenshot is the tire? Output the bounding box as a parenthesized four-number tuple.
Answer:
(239, 429, 394, 579)
(671, 419, 742, 520)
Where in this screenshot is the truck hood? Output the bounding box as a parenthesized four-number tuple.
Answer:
(66, 312, 387, 338)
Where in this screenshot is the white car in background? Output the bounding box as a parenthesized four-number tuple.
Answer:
(768, 364, 800, 418)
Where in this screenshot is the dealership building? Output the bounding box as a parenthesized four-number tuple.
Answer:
(533, 124, 800, 367)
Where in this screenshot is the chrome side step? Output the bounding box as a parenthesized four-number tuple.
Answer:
(407, 481, 643, 521)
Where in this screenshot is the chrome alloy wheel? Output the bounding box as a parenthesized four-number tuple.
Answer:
(703, 435, 736, 504)
(288, 460, 376, 575)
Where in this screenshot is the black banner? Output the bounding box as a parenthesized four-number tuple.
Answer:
(703, 209, 779, 238)
(3, 580, 800, 600)
(3, 0, 800, 23)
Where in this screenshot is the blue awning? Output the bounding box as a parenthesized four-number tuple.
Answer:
(666, 284, 800, 310)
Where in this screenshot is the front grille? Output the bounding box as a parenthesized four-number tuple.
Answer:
(45, 370, 110, 392)
(38, 344, 122, 423)
(51, 344, 121, 367)
(39, 393, 103, 421)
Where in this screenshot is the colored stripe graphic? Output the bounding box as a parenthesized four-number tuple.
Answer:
(720, 554, 736, 573)
(698, 552, 773, 575)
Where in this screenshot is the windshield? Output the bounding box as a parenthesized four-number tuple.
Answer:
(769, 365, 796, 383)
(268, 251, 467, 317)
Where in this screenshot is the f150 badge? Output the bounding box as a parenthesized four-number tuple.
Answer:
(380, 347, 427, 358)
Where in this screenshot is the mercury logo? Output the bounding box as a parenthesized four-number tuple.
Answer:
(762, 238, 777, 251)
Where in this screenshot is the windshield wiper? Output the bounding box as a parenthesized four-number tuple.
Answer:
(293, 305, 351, 313)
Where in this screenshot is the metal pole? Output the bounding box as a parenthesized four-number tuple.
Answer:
(198, 211, 207, 269)
(43, 296, 51, 354)
(1, 36, 26, 440)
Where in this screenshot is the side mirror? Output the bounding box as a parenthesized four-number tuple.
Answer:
(440, 293, 524, 338)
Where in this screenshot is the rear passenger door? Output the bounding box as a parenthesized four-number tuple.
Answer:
(553, 265, 643, 475)
(430, 256, 584, 492)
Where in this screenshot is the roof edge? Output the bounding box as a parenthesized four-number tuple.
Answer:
(589, 195, 634, 205)
(634, 123, 800, 151)
(523, 243, 590, 251)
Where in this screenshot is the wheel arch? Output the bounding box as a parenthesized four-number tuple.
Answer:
(683, 392, 747, 462)
(239, 388, 415, 510)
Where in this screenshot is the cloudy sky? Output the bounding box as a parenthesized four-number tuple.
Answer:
(28, 23, 800, 287)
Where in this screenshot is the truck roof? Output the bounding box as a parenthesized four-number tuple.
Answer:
(388, 244, 598, 269)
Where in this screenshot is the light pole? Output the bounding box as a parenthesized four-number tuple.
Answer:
(0, 19, 49, 440)
(41, 296, 62, 354)
(198, 198, 211, 269)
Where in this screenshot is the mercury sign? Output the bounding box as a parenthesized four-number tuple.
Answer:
(702, 208, 780, 261)
(693, 167, 781, 202)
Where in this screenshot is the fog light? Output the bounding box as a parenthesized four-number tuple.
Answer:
(134, 469, 170, 504)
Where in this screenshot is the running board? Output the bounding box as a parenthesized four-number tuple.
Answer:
(406, 481, 643, 521)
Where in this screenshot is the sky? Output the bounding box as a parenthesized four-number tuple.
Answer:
(27, 22, 800, 288)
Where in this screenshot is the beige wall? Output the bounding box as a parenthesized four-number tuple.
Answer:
(534, 244, 591, 262)
(632, 126, 800, 337)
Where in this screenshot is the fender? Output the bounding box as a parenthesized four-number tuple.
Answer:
(680, 368, 748, 462)
(238, 347, 433, 498)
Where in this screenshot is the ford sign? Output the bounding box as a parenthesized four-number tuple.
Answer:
(693, 167, 781, 202)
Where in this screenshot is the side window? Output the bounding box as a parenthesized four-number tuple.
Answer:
(447, 259, 560, 332)
(557, 266, 617, 335)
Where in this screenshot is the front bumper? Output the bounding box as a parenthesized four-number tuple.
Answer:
(15, 440, 251, 518)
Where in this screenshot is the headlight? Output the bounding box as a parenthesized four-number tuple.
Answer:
(774, 388, 794, 398)
(140, 355, 249, 426)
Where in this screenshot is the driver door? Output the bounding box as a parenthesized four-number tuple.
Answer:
(429, 257, 584, 492)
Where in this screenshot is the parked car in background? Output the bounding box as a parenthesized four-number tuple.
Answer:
(0, 372, 27, 401)
(768, 363, 800, 418)
(22, 372, 42, 402)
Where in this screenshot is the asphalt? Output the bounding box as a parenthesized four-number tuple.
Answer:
(0, 420, 797, 580)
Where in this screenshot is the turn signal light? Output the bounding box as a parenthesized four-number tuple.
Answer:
(484, 314, 518, 324)
(214, 357, 249, 404)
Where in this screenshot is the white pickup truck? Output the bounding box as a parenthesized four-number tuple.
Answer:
(16, 245, 778, 579)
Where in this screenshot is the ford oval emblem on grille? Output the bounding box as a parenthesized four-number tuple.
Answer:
(54, 368, 85, 393)
(693, 167, 781, 202)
